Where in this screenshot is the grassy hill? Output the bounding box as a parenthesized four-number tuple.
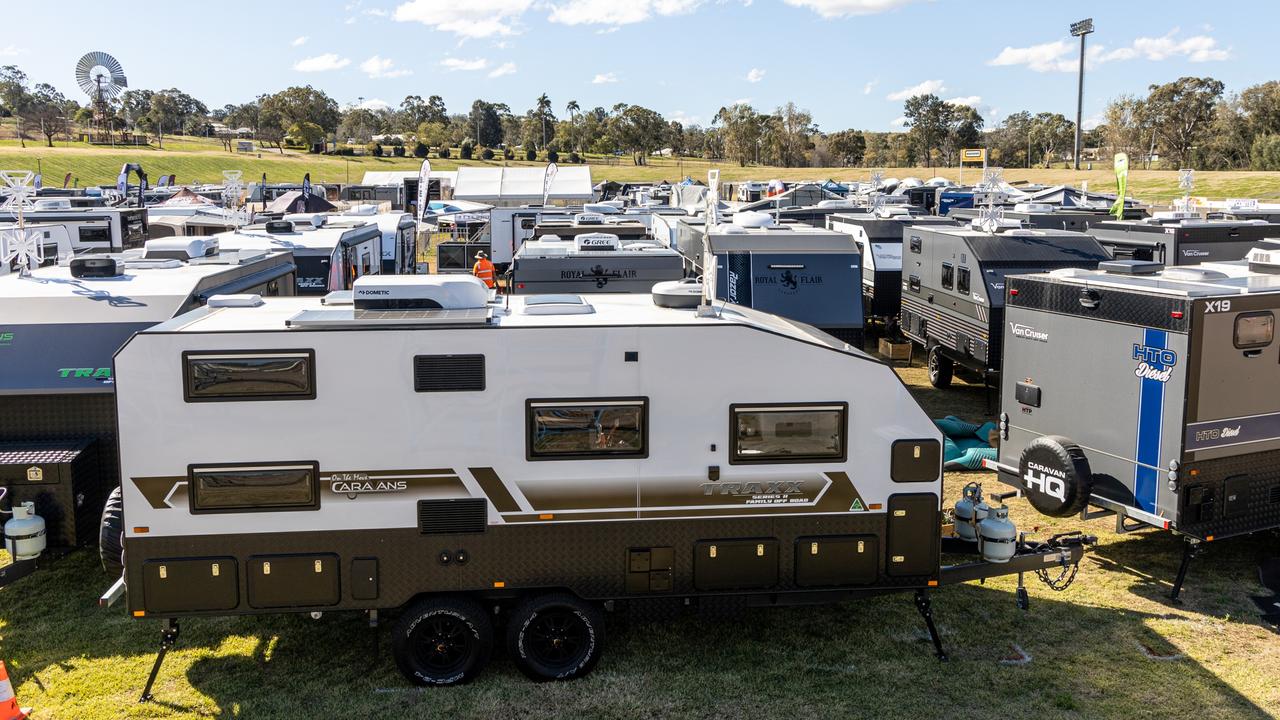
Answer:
(2, 135, 1279, 204)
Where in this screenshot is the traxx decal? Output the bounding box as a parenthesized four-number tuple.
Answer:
(0, 331, 12, 347)
(1133, 343, 1177, 383)
(58, 367, 112, 380)
(701, 480, 809, 505)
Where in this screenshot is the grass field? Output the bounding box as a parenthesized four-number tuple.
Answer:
(1, 134, 1279, 205)
(1, 358, 1277, 719)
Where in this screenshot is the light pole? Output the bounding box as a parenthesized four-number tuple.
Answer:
(1070, 18, 1094, 171)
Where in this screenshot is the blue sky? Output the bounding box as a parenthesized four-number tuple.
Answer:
(3, 0, 1269, 132)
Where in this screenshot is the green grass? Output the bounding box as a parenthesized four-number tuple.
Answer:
(1, 360, 1277, 719)
(0, 135, 1278, 204)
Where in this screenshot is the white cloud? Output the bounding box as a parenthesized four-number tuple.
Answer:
(886, 79, 945, 101)
(1082, 114, 1103, 131)
(364, 7, 389, 16)
(946, 95, 981, 108)
(863, 79, 878, 95)
(783, 0, 926, 18)
(291, 36, 308, 47)
(293, 53, 351, 72)
(730, 97, 752, 106)
(596, 26, 619, 34)
(890, 116, 907, 128)
(345, 16, 356, 24)
(441, 57, 489, 71)
(358, 98, 392, 111)
(548, 0, 703, 26)
(489, 62, 517, 77)
(0, 46, 22, 57)
(361, 55, 413, 78)
(394, 0, 534, 39)
(592, 72, 619, 84)
(669, 110, 700, 125)
(746, 67, 765, 83)
(990, 29, 1229, 73)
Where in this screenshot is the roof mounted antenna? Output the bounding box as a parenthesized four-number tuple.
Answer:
(979, 166, 1004, 192)
(698, 169, 720, 317)
(974, 201, 1004, 235)
(0, 170, 44, 276)
(221, 170, 248, 229)
(1174, 168, 1195, 215)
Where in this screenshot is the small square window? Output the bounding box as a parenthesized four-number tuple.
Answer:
(1235, 311, 1274, 349)
(957, 267, 971, 296)
(941, 262, 954, 290)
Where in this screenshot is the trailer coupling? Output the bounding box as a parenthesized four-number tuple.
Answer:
(939, 531, 1094, 609)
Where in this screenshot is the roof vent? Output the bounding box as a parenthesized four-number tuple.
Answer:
(321, 290, 353, 306)
(207, 294, 264, 308)
(352, 275, 489, 310)
(732, 211, 776, 228)
(343, 204, 379, 216)
(1099, 260, 1164, 275)
(582, 203, 621, 215)
(1013, 202, 1055, 213)
(264, 220, 295, 234)
(521, 294, 595, 315)
(144, 236, 219, 260)
(1164, 267, 1229, 282)
(1247, 246, 1280, 273)
(576, 233, 620, 251)
(875, 205, 912, 219)
(652, 279, 702, 309)
(68, 256, 122, 278)
(32, 198, 72, 211)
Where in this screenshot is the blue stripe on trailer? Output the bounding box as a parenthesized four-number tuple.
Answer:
(1134, 328, 1167, 513)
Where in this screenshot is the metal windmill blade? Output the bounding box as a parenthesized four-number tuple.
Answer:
(75, 51, 128, 101)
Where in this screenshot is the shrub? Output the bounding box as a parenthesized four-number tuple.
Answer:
(438, 146, 451, 159)
(546, 149, 559, 163)
(525, 147, 537, 161)
(413, 141, 429, 158)
(392, 145, 406, 157)
(460, 141, 473, 160)
(569, 151, 581, 164)
(373, 143, 384, 157)
(503, 148, 514, 160)
(481, 147, 495, 160)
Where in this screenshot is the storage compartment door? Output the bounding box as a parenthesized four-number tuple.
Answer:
(247, 553, 340, 609)
(794, 535, 878, 587)
(142, 557, 239, 613)
(693, 539, 778, 591)
(886, 493, 939, 577)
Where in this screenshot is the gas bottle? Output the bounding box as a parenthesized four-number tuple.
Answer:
(978, 504, 1017, 564)
(4, 502, 47, 561)
(953, 483, 989, 542)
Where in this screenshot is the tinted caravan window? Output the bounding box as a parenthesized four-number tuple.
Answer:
(731, 403, 847, 464)
(189, 463, 319, 513)
(528, 399, 647, 459)
(1235, 311, 1274, 349)
(941, 262, 954, 290)
(184, 350, 315, 402)
(957, 267, 971, 295)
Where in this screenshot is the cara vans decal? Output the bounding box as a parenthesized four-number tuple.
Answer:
(1009, 323, 1048, 342)
(1132, 343, 1177, 383)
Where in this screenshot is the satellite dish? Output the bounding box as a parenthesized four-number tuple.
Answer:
(75, 51, 128, 104)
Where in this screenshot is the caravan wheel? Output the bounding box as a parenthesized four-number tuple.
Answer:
(99, 485, 124, 577)
(392, 596, 493, 686)
(927, 346, 953, 388)
(507, 593, 603, 682)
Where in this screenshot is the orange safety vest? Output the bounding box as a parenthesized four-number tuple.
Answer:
(472, 257, 496, 288)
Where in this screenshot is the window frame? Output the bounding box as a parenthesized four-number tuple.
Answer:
(1234, 310, 1275, 349)
(957, 266, 971, 296)
(525, 396, 649, 461)
(908, 275, 921, 293)
(909, 236, 922, 254)
(940, 262, 954, 290)
(182, 349, 317, 403)
(728, 402, 849, 466)
(187, 460, 321, 514)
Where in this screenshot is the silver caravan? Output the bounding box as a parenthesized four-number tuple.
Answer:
(213, 217, 382, 295)
(510, 231, 683, 294)
(826, 208, 957, 324)
(989, 252, 1280, 597)
(0, 201, 149, 253)
(900, 222, 1109, 388)
(110, 274, 1088, 691)
(0, 240, 295, 572)
(338, 206, 418, 275)
(1085, 216, 1280, 264)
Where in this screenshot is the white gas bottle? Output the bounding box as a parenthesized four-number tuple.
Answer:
(4, 502, 47, 561)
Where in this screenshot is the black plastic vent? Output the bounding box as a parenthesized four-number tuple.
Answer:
(1270, 485, 1280, 504)
(417, 498, 487, 534)
(414, 355, 485, 392)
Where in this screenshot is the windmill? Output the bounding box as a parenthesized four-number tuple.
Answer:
(74, 51, 128, 144)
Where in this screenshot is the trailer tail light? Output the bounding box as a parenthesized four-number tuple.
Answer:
(1205, 535, 1214, 542)
(1171, 311, 1184, 319)
(133, 610, 145, 617)
(1009, 289, 1019, 296)
(133, 526, 149, 534)
(493, 581, 506, 588)
(927, 580, 938, 587)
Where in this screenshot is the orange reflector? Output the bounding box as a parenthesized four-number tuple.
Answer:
(1189, 469, 1199, 476)
(1206, 535, 1214, 542)
(132, 610, 146, 617)
(493, 581, 505, 588)
(869, 503, 883, 510)
(927, 580, 938, 587)
(132, 526, 150, 534)
(539, 513, 554, 520)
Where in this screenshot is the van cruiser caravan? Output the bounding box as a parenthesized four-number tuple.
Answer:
(110, 275, 1088, 691)
(988, 251, 1280, 598)
(1085, 217, 1280, 264)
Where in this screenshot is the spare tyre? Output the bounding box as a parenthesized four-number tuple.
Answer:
(99, 485, 124, 577)
(1017, 436, 1093, 518)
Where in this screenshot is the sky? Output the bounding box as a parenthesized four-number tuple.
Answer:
(2, 0, 1270, 133)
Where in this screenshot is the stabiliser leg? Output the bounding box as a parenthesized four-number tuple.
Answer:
(1170, 539, 1200, 603)
(140, 618, 180, 703)
(914, 590, 948, 661)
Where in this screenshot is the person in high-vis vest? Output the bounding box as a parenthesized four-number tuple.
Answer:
(472, 250, 496, 289)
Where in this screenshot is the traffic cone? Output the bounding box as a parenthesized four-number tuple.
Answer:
(0, 660, 30, 720)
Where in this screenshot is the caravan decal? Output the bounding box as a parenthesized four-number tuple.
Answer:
(1186, 411, 1280, 452)
(1009, 323, 1048, 342)
(1133, 328, 1169, 513)
(1133, 343, 1177, 383)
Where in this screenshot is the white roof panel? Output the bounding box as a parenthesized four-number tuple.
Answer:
(452, 166, 593, 203)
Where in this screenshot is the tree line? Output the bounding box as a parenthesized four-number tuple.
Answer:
(1, 62, 1278, 171)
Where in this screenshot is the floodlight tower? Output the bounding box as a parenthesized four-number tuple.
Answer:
(1070, 18, 1094, 171)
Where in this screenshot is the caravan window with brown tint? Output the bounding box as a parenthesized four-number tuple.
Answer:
(189, 462, 319, 513)
(730, 403, 847, 464)
(1234, 311, 1274, 349)
(183, 350, 316, 402)
(941, 262, 954, 290)
(957, 267, 971, 296)
(527, 399, 647, 460)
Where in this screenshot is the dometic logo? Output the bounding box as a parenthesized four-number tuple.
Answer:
(1024, 462, 1067, 501)
(1133, 344, 1177, 383)
(330, 472, 408, 495)
(356, 289, 391, 295)
(58, 368, 112, 379)
(1009, 323, 1049, 342)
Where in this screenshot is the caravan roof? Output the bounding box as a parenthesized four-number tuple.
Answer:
(452, 166, 593, 205)
(214, 220, 379, 253)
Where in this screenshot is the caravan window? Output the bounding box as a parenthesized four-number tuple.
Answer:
(189, 462, 319, 513)
(941, 262, 954, 290)
(527, 399, 647, 460)
(731, 403, 847, 464)
(184, 350, 316, 402)
(909, 236, 922, 253)
(1234, 312, 1274, 349)
(957, 267, 971, 295)
(908, 275, 921, 293)
(521, 218, 537, 230)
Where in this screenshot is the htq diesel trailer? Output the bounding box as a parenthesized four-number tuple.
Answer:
(109, 275, 1087, 695)
(988, 251, 1280, 598)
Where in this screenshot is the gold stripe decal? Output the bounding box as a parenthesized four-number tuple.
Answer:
(470, 467, 521, 513)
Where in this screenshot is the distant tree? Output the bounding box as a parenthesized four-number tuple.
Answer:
(941, 104, 983, 166)
(0, 65, 30, 146)
(547, 149, 558, 163)
(1143, 76, 1225, 168)
(826, 129, 865, 167)
(717, 103, 765, 166)
(610, 104, 668, 165)
(288, 121, 325, 150)
(530, 93, 555, 149)
(339, 107, 386, 144)
(1239, 81, 1280, 138)
(901, 94, 949, 169)
(1251, 134, 1280, 170)
(1199, 97, 1252, 170)
(460, 140, 473, 160)
(1028, 112, 1075, 167)
(26, 83, 72, 147)
(261, 86, 340, 134)
(767, 102, 816, 167)
(468, 100, 503, 147)
(481, 147, 494, 160)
